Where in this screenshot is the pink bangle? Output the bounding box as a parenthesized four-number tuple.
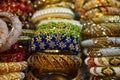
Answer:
(0, 12, 22, 53)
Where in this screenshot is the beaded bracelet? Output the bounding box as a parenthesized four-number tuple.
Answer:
(82, 0, 120, 11)
(89, 75, 118, 80)
(29, 35, 81, 55)
(85, 57, 120, 67)
(84, 47, 120, 57)
(0, 61, 27, 75)
(27, 53, 82, 78)
(0, 72, 25, 80)
(82, 23, 120, 40)
(0, 12, 22, 53)
(0, 19, 8, 48)
(90, 67, 120, 77)
(81, 37, 120, 48)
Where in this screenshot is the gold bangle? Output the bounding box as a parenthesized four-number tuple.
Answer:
(82, 37, 120, 48)
(82, 23, 120, 40)
(0, 61, 27, 75)
(81, 7, 120, 20)
(26, 71, 39, 80)
(91, 15, 120, 23)
(89, 75, 118, 80)
(27, 53, 82, 78)
(84, 47, 120, 57)
(0, 72, 25, 80)
(85, 57, 120, 67)
(82, 0, 120, 11)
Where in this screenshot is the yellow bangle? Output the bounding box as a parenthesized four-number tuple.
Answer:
(0, 72, 25, 80)
(0, 61, 27, 75)
(27, 53, 82, 78)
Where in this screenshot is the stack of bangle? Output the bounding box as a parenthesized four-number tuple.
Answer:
(31, 7, 74, 24)
(0, 72, 25, 80)
(82, 23, 120, 40)
(27, 53, 82, 78)
(85, 57, 120, 67)
(90, 67, 120, 77)
(0, 61, 27, 75)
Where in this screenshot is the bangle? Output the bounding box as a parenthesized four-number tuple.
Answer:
(81, 37, 120, 48)
(82, 23, 120, 40)
(0, 19, 8, 48)
(33, 0, 74, 10)
(82, 0, 120, 11)
(27, 71, 39, 80)
(32, 7, 74, 24)
(91, 15, 120, 23)
(90, 67, 120, 77)
(81, 7, 120, 19)
(0, 12, 22, 53)
(85, 57, 120, 67)
(0, 61, 27, 75)
(89, 75, 118, 80)
(27, 53, 82, 78)
(0, 72, 25, 80)
(84, 47, 120, 57)
(29, 35, 81, 55)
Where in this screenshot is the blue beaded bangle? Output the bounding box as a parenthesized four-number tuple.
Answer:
(29, 35, 81, 55)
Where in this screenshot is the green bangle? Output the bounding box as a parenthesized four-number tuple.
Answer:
(21, 29, 35, 37)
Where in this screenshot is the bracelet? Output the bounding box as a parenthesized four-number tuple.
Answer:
(82, 0, 120, 11)
(81, 7, 120, 19)
(0, 72, 25, 80)
(0, 61, 27, 75)
(33, 0, 74, 10)
(84, 47, 120, 57)
(0, 19, 8, 48)
(82, 23, 120, 40)
(85, 57, 120, 67)
(26, 71, 39, 80)
(81, 37, 120, 48)
(89, 75, 118, 80)
(29, 35, 81, 55)
(27, 53, 82, 78)
(32, 7, 74, 24)
(91, 15, 120, 23)
(90, 67, 120, 77)
(0, 12, 22, 53)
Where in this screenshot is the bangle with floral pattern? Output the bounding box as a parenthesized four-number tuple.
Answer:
(29, 35, 81, 55)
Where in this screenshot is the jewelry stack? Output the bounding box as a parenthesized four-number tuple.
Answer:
(75, 0, 120, 80)
(27, 0, 83, 80)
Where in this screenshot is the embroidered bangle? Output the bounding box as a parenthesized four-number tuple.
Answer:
(0, 72, 25, 80)
(82, 23, 120, 40)
(84, 47, 120, 57)
(27, 53, 82, 78)
(90, 67, 120, 77)
(91, 15, 120, 23)
(0, 12, 22, 53)
(85, 57, 120, 67)
(89, 75, 118, 80)
(29, 35, 81, 55)
(0, 19, 9, 48)
(81, 7, 120, 20)
(0, 61, 27, 75)
(32, 7, 74, 24)
(82, 0, 120, 11)
(81, 37, 120, 48)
